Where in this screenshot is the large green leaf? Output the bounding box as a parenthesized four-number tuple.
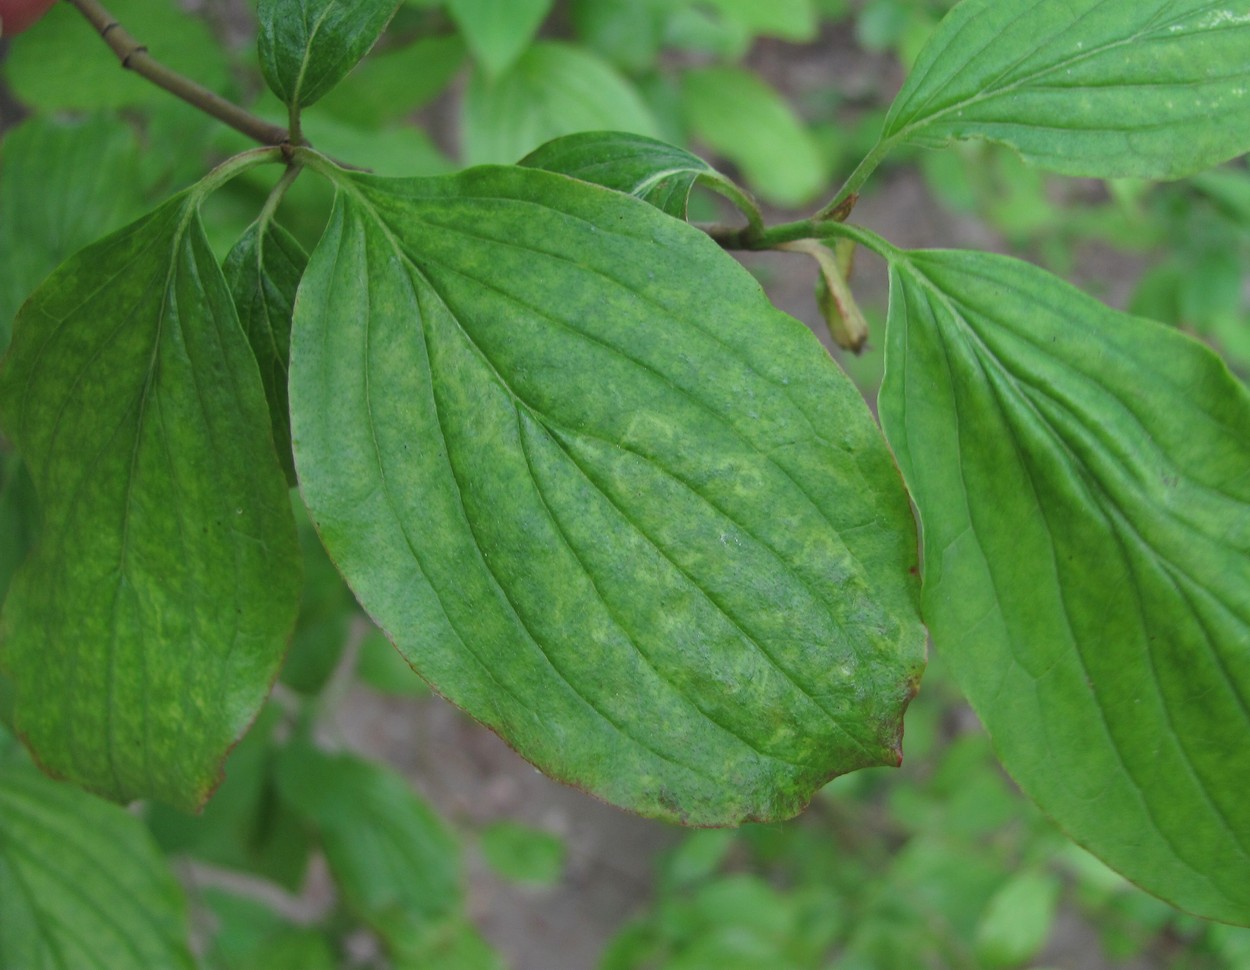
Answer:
(257, 0, 400, 111)
(288, 159, 925, 824)
(877, 246, 1250, 923)
(0, 753, 194, 970)
(224, 219, 308, 485)
(463, 42, 658, 164)
(446, 0, 553, 77)
(0, 190, 302, 810)
(878, 0, 1250, 179)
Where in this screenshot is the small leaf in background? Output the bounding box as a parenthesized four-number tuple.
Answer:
(520, 130, 759, 224)
(480, 821, 566, 887)
(224, 219, 307, 485)
(144, 705, 312, 892)
(0, 191, 302, 809)
(681, 66, 826, 207)
(0, 114, 144, 349)
(463, 42, 658, 164)
(257, 0, 400, 111)
(662, 829, 736, 888)
(196, 888, 336, 970)
(288, 162, 924, 824)
(2, 0, 230, 111)
(446, 0, 553, 77)
(877, 246, 1250, 924)
(879, 0, 1250, 179)
(355, 626, 431, 697)
(699, 0, 818, 41)
(974, 869, 1062, 967)
(0, 754, 195, 970)
(275, 744, 462, 951)
(569, 0, 669, 74)
(390, 919, 504, 970)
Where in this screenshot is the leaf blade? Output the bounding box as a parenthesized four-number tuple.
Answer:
(881, 0, 1250, 179)
(289, 162, 925, 824)
(0, 755, 195, 970)
(0, 193, 302, 810)
(445, 0, 553, 77)
(224, 220, 308, 485)
(878, 247, 1250, 923)
(519, 130, 758, 224)
(257, 0, 400, 110)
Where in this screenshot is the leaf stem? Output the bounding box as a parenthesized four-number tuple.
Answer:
(64, 0, 293, 148)
(258, 163, 304, 229)
(813, 137, 896, 221)
(705, 216, 897, 260)
(191, 146, 287, 200)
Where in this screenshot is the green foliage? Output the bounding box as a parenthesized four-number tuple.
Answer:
(463, 41, 658, 164)
(446, 0, 553, 77)
(681, 66, 827, 207)
(876, 244, 1250, 924)
(0, 179, 302, 809)
(275, 744, 462, 953)
(479, 821, 566, 887)
(1, 0, 1249, 963)
(257, 0, 400, 112)
(606, 660, 1250, 968)
(0, 734, 195, 970)
(3, 0, 229, 110)
(879, 0, 1250, 179)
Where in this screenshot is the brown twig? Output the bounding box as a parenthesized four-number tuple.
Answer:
(63, 0, 292, 148)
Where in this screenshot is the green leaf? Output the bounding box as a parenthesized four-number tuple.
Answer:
(0, 189, 302, 810)
(446, 0, 554, 77)
(879, 0, 1250, 179)
(3, 0, 230, 111)
(520, 130, 759, 223)
(479, 821, 566, 886)
(257, 0, 400, 110)
(463, 42, 659, 164)
(974, 869, 1062, 967)
(699, 0, 818, 41)
(288, 161, 925, 824)
(144, 704, 312, 891)
(355, 627, 431, 696)
(0, 758, 195, 970)
(569, 0, 668, 74)
(877, 246, 1250, 923)
(275, 744, 461, 945)
(0, 115, 144, 351)
(224, 219, 308, 485)
(681, 66, 826, 207)
(281, 498, 358, 695)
